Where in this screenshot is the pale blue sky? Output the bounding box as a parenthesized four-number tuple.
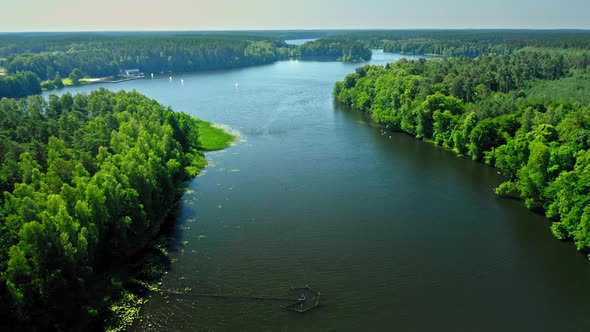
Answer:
(2, 0, 588, 31)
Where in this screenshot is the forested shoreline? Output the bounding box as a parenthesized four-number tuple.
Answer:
(328, 29, 590, 54)
(0, 89, 233, 330)
(298, 39, 372, 62)
(334, 48, 590, 253)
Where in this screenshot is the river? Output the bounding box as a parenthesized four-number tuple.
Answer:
(44, 50, 590, 331)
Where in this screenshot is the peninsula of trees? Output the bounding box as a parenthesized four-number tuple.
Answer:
(0, 88, 231, 330)
(298, 39, 372, 62)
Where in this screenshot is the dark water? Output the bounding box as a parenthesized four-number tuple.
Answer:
(45, 51, 590, 331)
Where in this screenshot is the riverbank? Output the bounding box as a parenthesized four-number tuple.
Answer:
(105, 119, 235, 332)
(333, 53, 590, 255)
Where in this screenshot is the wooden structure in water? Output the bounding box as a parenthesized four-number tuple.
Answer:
(169, 284, 322, 313)
(281, 285, 321, 313)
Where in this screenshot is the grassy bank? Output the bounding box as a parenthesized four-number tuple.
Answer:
(196, 120, 237, 151)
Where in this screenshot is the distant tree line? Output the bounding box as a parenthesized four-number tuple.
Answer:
(382, 40, 590, 61)
(382, 39, 523, 57)
(0, 34, 372, 99)
(0, 89, 207, 330)
(327, 29, 590, 50)
(3, 40, 285, 81)
(334, 48, 590, 252)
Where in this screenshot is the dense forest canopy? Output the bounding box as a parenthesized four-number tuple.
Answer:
(0, 89, 212, 330)
(3, 30, 589, 56)
(328, 29, 590, 50)
(0, 71, 41, 98)
(0, 32, 306, 57)
(298, 39, 372, 62)
(334, 48, 590, 253)
(3, 38, 288, 80)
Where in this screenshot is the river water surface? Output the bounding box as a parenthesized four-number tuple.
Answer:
(45, 50, 590, 331)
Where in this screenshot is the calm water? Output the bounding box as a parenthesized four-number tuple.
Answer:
(45, 51, 590, 331)
(285, 38, 318, 45)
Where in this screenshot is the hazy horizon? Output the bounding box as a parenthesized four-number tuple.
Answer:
(2, 0, 589, 32)
(2, 28, 590, 34)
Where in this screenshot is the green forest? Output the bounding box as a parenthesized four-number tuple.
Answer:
(328, 29, 590, 52)
(0, 88, 233, 330)
(298, 39, 372, 62)
(334, 48, 590, 252)
(0, 71, 42, 99)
